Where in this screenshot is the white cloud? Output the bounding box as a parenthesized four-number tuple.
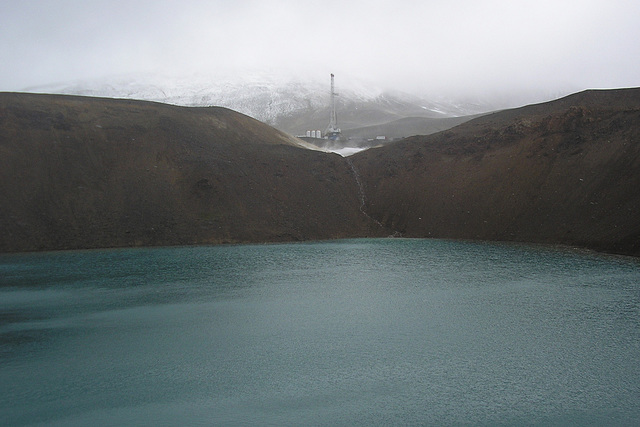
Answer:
(1, 0, 639, 98)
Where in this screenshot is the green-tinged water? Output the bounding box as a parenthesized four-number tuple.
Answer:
(1, 239, 639, 426)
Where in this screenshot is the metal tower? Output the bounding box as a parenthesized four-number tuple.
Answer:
(325, 73, 341, 140)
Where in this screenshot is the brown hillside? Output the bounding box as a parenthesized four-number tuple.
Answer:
(0, 93, 378, 252)
(3, 89, 640, 256)
(352, 88, 640, 256)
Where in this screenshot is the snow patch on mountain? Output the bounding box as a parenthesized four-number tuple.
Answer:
(24, 71, 488, 126)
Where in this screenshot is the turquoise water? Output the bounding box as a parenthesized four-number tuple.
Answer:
(1, 239, 639, 426)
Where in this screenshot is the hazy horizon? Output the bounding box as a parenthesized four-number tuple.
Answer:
(1, 0, 639, 101)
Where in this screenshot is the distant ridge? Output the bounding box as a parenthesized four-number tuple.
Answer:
(341, 115, 484, 141)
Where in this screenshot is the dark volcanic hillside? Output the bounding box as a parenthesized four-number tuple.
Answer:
(2, 89, 640, 256)
(0, 93, 379, 252)
(352, 88, 640, 256)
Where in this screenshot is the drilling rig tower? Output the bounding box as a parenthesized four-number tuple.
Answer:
(325, 73, 341, 140)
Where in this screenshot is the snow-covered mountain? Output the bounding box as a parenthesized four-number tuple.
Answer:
(24, 72, 501, 134)
(24, 71, 575, 145)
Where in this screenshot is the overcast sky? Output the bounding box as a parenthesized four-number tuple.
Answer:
(1, 0, 639, 98)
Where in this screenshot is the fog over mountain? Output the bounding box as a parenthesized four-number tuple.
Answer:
(1, 0, 639, 103)
(21, 72, 501, 123)
(23, 71, 576, 151)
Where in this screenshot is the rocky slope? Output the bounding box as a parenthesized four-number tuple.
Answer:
(0, 93, 380, 252)
(352, 88, 640, 256)
(2, 88, 639, 256)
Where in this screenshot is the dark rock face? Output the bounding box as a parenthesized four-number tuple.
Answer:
(351, 88, 640, 257)
(2, 89, 639, 256)
(0, 93, 379, 252)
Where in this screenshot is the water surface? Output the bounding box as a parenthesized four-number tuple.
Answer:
(1, 239, 639, 426)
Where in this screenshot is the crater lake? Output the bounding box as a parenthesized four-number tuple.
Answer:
(1, 239, 639, 426)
